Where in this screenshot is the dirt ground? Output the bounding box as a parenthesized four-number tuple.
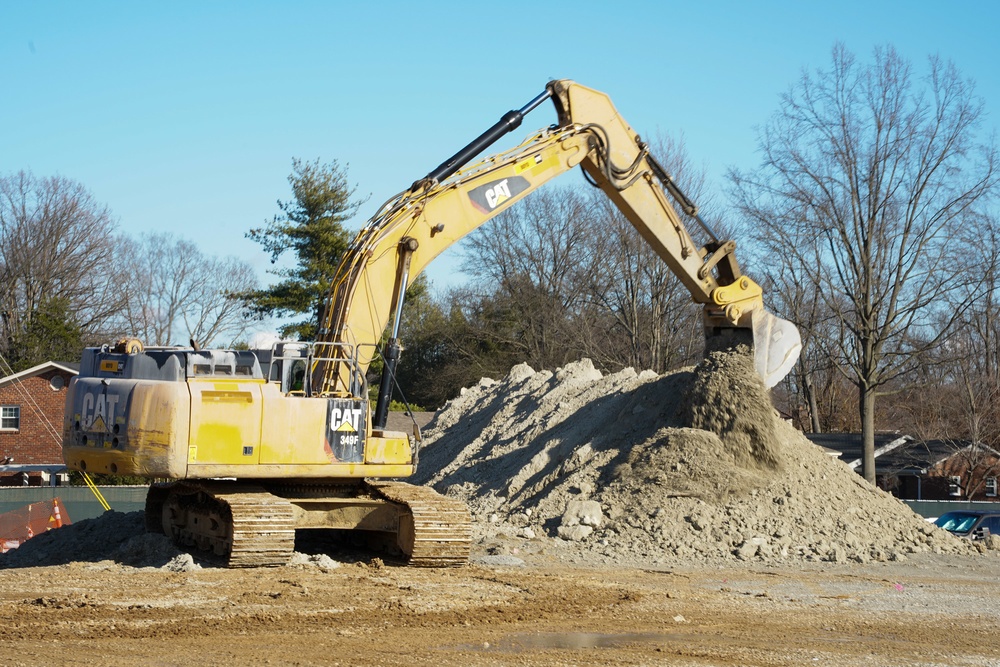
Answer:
(2, 545, 999, 667)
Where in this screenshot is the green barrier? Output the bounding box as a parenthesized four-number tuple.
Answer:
(6, 490, 989, 525)
(904, 499, 1000, 519)
(0, 487, 147, 523)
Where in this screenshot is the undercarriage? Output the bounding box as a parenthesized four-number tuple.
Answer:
(145, 480, 472, 567)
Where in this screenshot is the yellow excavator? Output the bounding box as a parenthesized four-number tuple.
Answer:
(62, 80, 801, 567)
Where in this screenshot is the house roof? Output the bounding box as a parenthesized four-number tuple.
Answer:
(806, 432, 911, 468)
(874, 439, 970, 473)
(0, 361, 79, 388)
(806, 433, 997, 474)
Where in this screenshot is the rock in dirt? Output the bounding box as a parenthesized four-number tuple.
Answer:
(162, 553, 202, 572)
(562, 500, 604, 528)
(288, 553, 342, 571)
(557, 525, 593, 541)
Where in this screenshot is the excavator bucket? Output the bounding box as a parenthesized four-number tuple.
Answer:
(751, 309, 802, 388)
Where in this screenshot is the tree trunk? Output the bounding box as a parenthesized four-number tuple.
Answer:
(804, 371, 822, 434)
(860, 385, 877, 485)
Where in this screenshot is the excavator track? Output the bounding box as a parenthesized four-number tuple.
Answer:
(146, 480, 470, 568)
(147, 481, 296, 568)
(366, 481, 472, 567)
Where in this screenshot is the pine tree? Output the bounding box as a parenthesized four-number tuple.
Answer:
(236, 158, 363, 339)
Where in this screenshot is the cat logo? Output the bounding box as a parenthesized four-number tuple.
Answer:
(326, 399, 367, 463)
(330, 405, 363, 432)
(468, 175, 530, 214)
(80, 391, 120, 431)
(485, 179, 511, 208)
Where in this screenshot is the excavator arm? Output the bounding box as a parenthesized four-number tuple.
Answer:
(314, 80, 801, 419)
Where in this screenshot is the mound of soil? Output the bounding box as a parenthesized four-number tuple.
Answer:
(0, 511, 199, 571)
(415, 352, 972, 565)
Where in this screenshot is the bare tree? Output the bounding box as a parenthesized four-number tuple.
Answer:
(117, 233, 259, 348)
(730, 45, 997, 483)
(0, 171, 126, 366)
(459, 136, 719, 377)
(583, 134, 710, 373)
(925, 216, 1000, 448)
(461, 185, 595, 369)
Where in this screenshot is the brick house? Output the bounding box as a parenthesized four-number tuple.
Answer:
(877, 439, 1000, 501)
(808, 433, 1000, 501)
(0, 362, 78, 486)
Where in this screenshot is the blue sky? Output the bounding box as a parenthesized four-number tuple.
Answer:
(3, 1, 998, 298)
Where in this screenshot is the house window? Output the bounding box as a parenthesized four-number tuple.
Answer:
(986, 477, 998, 498)
(948, 476, 963, 497)
(0, 405, 19, 431)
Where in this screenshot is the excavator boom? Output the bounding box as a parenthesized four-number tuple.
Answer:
(316, 80, 800, 406)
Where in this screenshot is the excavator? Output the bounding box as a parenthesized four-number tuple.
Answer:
(62, 80, 801, 567)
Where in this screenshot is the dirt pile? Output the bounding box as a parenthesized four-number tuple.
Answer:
(681, 348, 782, 471)
(0, 511, 347, 571)
(415, 352, 973, 565)
(0, 511, 203, 571)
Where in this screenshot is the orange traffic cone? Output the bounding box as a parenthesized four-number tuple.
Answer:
(48, 500, 64, 529)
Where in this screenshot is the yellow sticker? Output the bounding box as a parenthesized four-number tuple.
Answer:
(532, 153, 558, 174)
(100, 360, 120, 372)
(514, 153, 546, 174)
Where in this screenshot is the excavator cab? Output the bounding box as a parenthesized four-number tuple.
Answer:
(259, 342, 311, 395)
